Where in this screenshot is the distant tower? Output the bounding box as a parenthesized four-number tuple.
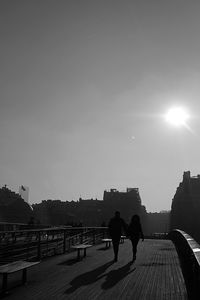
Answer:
(19, 185, 29, 203)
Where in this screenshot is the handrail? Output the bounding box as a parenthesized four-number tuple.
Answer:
(0, 227, 109, 263)
(0, 226, 108, 234)
(169, 229, 200, 299)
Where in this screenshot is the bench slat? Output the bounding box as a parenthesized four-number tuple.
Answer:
(0, 260, 40, 274)
(71, 244, 92, 249)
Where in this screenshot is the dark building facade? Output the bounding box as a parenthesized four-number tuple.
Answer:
(0, 185, 33, 223)
(103, 188, 146, 224)
(170, 171, 200, 242)
(32, 187, 147, 227)
(1, 186, 169, 234)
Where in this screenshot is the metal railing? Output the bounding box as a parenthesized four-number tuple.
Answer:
(0, 227, 109, 263)
(169, 229, 200, 300)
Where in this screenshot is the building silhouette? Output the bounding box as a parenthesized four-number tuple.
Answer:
(1, 185, 169, 234)
(0, 185, 33, 223)
(32, 187, 147, 227)
(103, 188, 146, 223)
(170, 171, 200, 242)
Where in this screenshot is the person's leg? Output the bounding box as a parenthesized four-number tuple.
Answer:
(131, 238, 139, 261)
(112, 237, 120, 261)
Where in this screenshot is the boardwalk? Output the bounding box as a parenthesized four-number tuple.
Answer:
(1, 239, 188, 300)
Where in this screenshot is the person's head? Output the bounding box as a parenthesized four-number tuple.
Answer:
(114, 211, 120, 218)
(131, 214, 140, 224)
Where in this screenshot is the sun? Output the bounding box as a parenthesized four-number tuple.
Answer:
(165, 107, 189, 127)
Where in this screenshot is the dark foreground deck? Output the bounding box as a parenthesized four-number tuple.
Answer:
(1, 239, 188, 300)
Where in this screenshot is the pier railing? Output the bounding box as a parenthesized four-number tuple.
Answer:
(169, 229, 200, 299)
(0, 227, 108, 263)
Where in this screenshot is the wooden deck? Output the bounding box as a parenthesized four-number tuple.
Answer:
(1, 239, 188, 300)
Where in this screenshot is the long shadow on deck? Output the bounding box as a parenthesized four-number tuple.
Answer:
(101, 262, 136, 289)
(65, 260, 136, 295)
(65, 260, 114, 294)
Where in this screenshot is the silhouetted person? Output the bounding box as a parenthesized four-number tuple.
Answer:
(108, 211, 127, 262)
(127, 214, 144, 261)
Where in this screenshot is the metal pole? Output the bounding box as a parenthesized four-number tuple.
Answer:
(37, 231, 41, 260)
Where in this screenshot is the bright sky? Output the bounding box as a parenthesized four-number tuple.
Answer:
(1, 0, 200, 212)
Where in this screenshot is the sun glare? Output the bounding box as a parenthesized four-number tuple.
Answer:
(165, 107, 189, 127)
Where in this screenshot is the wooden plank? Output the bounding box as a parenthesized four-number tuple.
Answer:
(3, 240, 188, 300)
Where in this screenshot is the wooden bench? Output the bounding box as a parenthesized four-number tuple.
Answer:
(120, 236, 126, 243)
(71, 244, 92, 260)
(0, 260, 40, 294)
(101, 238, 112, 248)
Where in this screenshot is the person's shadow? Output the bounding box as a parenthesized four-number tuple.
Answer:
(65, 260, 113, 294)
(101, 261, 136, 289)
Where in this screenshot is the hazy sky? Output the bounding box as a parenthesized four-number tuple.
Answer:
(1, 0, 200, 212)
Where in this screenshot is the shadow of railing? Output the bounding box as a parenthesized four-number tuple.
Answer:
(169, 229, 200, 300)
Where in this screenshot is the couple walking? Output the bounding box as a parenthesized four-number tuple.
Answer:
(108, 211, 144, 262)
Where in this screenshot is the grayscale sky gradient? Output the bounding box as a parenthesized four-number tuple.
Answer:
(1, 0, 200, 212)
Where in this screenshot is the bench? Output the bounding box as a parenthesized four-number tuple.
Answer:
(120, 236, 126, 243)
(101, 238, 112, 248)
(0, 260, 40, 294)
(71, 244, 92, 260)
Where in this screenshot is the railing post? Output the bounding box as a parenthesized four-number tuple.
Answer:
(80, 229, 83, 244)
(37, 231, 41, 260)
(93, 229, 95, 244)
(102, 228, 105, 239)
(63, 230, 66, 253)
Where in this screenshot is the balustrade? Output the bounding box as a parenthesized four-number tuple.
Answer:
(0, 227, 108, 263)
(169, 229, 200, 299)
